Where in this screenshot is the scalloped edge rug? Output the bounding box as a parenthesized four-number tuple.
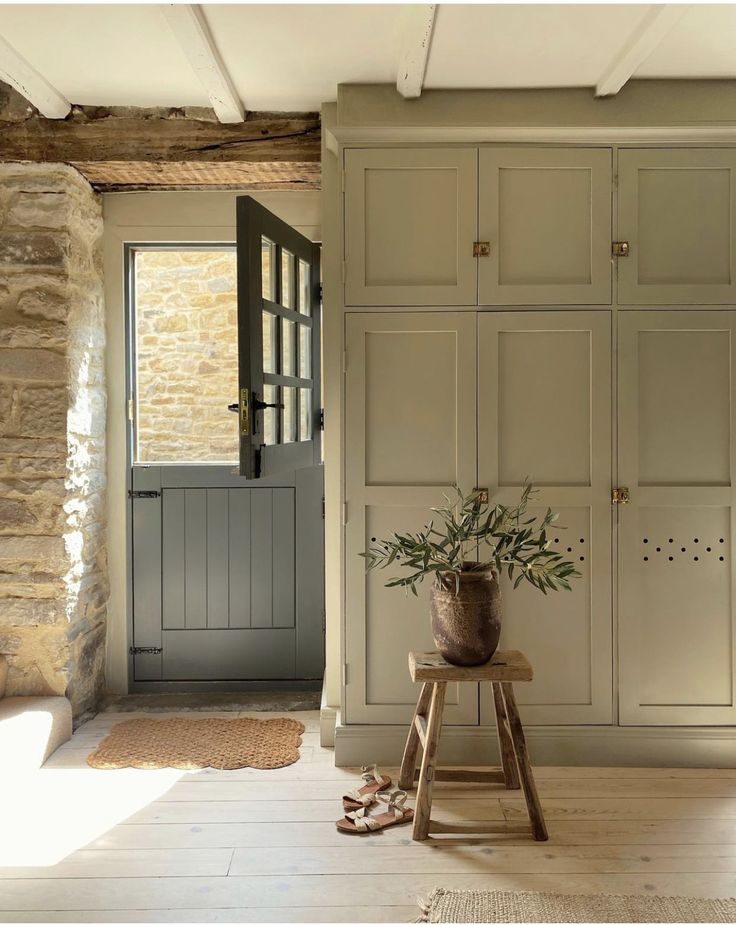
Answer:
(417, 889, 736, 923)
(87, 715, 305, 770)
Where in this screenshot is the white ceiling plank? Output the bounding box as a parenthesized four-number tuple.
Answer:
(397, 4, 437, 100)
(595, 5, 689, 97)
(161, 3, 245, 123)
(0, 32, 70, 118)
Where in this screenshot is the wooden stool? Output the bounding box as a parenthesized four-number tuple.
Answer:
(399, 649, 548, 842)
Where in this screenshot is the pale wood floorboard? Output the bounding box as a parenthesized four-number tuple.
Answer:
(3, 709, 736, 923)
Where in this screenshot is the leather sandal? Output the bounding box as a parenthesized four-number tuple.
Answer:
(342, 764, 392, 811)
(336, 789, 414, 835)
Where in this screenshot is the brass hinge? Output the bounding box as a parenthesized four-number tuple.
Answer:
(612, 241, 629, 257)
(129, 646, 162, 655)
(612, 487, 630, 505)
(473, 241, 491, 258)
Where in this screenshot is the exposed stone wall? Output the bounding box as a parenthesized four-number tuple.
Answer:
(0, 163, 108, 721)
(134, 249, 239, 463)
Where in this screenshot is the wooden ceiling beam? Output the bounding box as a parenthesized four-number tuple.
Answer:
(595, 5, 688, 98)
(397, 4, 437, 100)
(161, 4, 245, 124)
(0, 104, 320, 189)
(0, 33, 71, 119)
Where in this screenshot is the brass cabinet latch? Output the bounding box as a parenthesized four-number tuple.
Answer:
(239, 387, 250, 436)
(612, 241, 630, 257)
(473, 241, 491, 257)
(612, 487, 630, 505)
(474, 487, 489, 503)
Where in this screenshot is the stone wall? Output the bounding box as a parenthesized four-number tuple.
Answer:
(134, 249, 239, 463)
(0, 163, 108, 721)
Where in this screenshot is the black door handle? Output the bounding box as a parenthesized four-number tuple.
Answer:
(253, 398, 285, 410)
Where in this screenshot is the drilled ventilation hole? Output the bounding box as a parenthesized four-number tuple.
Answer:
(642, 538, 728, 563)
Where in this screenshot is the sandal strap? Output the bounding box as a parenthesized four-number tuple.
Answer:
(360, 764, 384, 785)
(345, 807, 381, 831)
(343, 789, 377, 806)
(377, 788, 408, 818)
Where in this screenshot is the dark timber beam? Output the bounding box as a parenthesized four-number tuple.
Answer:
(0, 85, 321, 190)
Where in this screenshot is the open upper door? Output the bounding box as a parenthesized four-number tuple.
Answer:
(236, 197, 321, 478)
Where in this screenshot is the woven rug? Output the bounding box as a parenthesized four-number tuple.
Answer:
(418, 889, 736, 923)
(87, 716, 305, 770)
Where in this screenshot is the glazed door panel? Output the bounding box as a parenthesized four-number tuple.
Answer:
(478, 148, 612, 305)
(618, 311, 736, 724)
(618, 150, 736, 305)
(344, 148, 478, 306)
(344, 312, 479, 724)
(477, 311, 613, 725)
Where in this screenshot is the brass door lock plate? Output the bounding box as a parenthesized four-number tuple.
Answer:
(612, 487, 630, 505)
(612, 241, 630, 257)
(473, 242, 491, 257)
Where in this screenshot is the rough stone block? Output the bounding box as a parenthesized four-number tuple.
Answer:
(0, 231, 68, 268)
(0, 348, 65, 382)
(17, 386, 68, 437)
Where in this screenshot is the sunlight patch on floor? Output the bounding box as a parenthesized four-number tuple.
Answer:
(0, 765, 184, 867)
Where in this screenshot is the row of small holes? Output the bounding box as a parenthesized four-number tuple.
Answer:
(642, 538, 725, 562)
(553, 536, 585, 562)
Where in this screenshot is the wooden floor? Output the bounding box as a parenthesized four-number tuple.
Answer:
(3, 710, 736, 922)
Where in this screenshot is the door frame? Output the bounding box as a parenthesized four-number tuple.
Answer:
(102, 191, 323, 694)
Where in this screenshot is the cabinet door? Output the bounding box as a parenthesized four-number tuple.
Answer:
(618, 150, 736, 305)
(478, 311, 613, 725)
(344, 312, 479, 724)
(618, 311, 736, 725)
(344, 148, 478, 306)
(478, 148, 612, 305)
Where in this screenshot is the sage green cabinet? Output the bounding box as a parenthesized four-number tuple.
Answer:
(344, 148, 478, 307)
(617, 149, 736, 305)
(478, 148, 612, 305)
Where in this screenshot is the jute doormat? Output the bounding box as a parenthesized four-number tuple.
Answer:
(87, 716, 305, 770)
(418, 889, 736, 923)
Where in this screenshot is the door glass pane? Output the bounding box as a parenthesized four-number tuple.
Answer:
(281, 249, 294, 309)
(281, 317, 296, 376)
(299, 388, 312, 441)
(133, 248, 238, 464)
(263, 384, 278, 446)
(298, 323, 311, 378)
(262, 311, 276, 374)
(298, 259, 311, 315)
(262, 238, 276, 301)
(281, 386, 297, 443)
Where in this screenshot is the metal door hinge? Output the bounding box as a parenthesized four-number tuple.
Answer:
(473, 241, 491, 258)
(129, 646, 162, 655)
(322, 610, 326, 632)
(322, 497, 325, 518)
(127, 398, 135, 422)
(318, 408, 325, 430)
(342, 501, 349, 526)
(128, 490, 160, 499)
(612, 487, 630, 505)
(612, 241, 629, 257)
(318, 283, 323, 301)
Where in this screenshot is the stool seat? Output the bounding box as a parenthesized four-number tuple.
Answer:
(400, 648, 548, 842)
(410, 649, 533, 682)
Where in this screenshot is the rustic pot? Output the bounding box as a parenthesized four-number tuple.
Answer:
(430, 570, 502, 666)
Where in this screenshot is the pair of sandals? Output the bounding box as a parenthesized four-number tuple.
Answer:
(336, 764, 414, 834)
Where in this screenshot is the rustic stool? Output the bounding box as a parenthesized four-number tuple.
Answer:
(399, 649, 548, 842)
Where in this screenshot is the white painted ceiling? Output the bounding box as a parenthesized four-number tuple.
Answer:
(1, 3, 736, 112)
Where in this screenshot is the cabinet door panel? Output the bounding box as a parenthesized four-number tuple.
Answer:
(344, 312, 478, 725)
(478, 148, 612, 305)
(478, 311, 613, 725)
(618, 150, 736, 304)
(618, 311, 736, 724)
(344, 149, 478, 306)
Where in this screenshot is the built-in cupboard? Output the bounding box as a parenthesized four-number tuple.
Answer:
(341, 144, 736, 730)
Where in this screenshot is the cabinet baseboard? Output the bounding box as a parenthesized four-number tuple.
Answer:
(334, 722, 736, 768)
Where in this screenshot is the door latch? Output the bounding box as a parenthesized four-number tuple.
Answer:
(129, 646, 162, 655)
(128, 490, 160, 499)
(473, 241, 491, 258)
(612, 487, 630, 505)
(612, 241, 630, 257)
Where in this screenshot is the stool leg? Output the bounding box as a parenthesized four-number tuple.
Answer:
(492, 681, 520, 790)
(399, 682, 432, 790)
(413, 681, 446, 841)
(500, 682, 548, 841)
